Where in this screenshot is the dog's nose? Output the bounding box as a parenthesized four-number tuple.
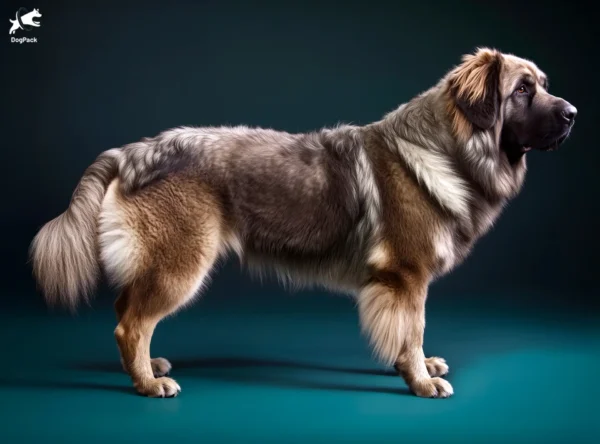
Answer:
(561, 104, 577, 123)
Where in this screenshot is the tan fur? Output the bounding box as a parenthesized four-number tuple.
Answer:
(357, 131, 455, 397)
(107, 175, 224, 397)
(367, 242, 391, 269)
(446, 98, 474, 144)
(445, 48, 502, 143)
(30, 149, 120, 307)
(500, 54, 547, 95)
(452, 48, 500, 104)
(423, 357, 449, 377)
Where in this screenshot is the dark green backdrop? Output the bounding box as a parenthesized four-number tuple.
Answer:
(2, 0, 597, 311)
(1, 1, 599, 442)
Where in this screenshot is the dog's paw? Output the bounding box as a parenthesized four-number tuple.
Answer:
(425, 356, 449, 377)
(394, 357, 449, 378)
(410, 377, 453, 398)
(136, 377, 181, 398)
(151, 357, 172, 377)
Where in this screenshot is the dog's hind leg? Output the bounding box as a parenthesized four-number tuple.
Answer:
(113, 221, 221, 397)
(102, 176, 224, 397)
(114, 287, 180, 397)
(114, 273, 212, 397)
(115, 290, 174, 378)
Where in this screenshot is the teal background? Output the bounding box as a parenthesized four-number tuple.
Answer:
(1, 0, 599, 442)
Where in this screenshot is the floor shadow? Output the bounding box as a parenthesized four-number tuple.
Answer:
(0, 377, 134, 395)
(198, 370, 412, 396)
(73, 357, 398, 377)
(71, 357, 412, 396)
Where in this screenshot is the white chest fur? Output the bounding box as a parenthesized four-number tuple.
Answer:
(434, 224, 457, 277)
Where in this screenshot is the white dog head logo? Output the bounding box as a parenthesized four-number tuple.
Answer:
(9, 8, 42, 35)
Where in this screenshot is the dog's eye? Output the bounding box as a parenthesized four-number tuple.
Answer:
(515, 84, 528, 94)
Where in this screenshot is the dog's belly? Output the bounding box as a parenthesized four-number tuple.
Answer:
(228, 196, 372, 292)
(242, 248, 369, 294)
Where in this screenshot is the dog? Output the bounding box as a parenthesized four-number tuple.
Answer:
(9, 8, 41, 35)
(30, 48, 577, 398)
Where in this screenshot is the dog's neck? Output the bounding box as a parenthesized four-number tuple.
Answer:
(377, 86, 528, 209)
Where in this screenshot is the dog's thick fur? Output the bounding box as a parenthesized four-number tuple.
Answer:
(30, 48, 576, 398)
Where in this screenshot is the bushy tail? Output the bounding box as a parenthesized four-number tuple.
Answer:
(30, 149, 121, 308)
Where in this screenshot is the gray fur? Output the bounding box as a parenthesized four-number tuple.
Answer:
(31, 66, 528, 304)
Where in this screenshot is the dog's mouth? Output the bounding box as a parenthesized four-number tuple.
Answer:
(521, 125, 573, 153)
(535, 130, 571, 152)
(32, 19, 40, 25)
(502, 126, 572, 162)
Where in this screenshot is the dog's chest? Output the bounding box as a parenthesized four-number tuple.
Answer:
(433, 224, 458, 276)
(432, 200, 506, 278)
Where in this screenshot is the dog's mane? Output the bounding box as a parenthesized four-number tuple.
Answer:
(377, 80, 527, 224)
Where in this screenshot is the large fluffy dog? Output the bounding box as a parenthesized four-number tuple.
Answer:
(31, 48, 576, 398)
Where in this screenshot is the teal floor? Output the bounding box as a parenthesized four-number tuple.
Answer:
(1, 292, 598, 443)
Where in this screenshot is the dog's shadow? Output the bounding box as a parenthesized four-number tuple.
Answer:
(71, 357, 413, 396)
(0, 377, 134, 395)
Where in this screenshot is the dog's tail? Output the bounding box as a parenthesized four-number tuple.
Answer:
(30, 149, 122, 308)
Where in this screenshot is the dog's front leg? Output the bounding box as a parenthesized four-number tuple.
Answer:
(358, 273, 453, 398)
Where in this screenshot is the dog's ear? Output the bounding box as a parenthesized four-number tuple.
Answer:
(448, 48, 502, 130)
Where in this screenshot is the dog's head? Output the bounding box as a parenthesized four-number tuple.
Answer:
(30, 8, 42, 20)
(447, 48, 576, 157)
